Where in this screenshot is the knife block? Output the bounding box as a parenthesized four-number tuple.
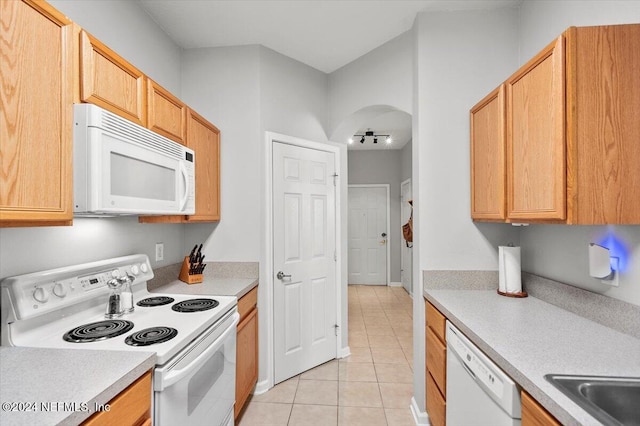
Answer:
(178, 256, 203, 285)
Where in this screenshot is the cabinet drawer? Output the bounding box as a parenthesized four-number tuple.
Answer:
(522, 391, 560, 426)
(80, 30, 146, 126)
(238, 286, 258, 322)
(83, 370, 151, 426)
(426, 372, 446, 426)
(426, 301, 446, 343)
(426, 326, 446, 395)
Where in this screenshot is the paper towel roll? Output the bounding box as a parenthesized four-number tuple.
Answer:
(499, 246, 522, 294)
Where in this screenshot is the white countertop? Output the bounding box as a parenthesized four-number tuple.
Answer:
(0, 347, 155, 426)
(150, 276, 258, 299)
(424, 289, 640, 426)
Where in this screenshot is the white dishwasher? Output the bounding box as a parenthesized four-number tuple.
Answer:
(446, 321, 521, 426)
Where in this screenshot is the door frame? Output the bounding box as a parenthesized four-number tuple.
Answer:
(262, 131, 343, 391)
(400, 178, 412, 296)
(347, 184, 391, 286)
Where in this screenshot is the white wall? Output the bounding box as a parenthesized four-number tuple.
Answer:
(348, 150, 403, 283)
(328, 31, 413, 137)
(401, 140, 412, 182)
(0, 0, 185, 279)
(412, 6, 521, 415)
(517, 0, 640, 307)
(49, 0, 182, 94)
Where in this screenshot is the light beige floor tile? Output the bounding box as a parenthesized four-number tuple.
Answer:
(338, 406, 387, 425)
(250, 376, 299, 403)
(348, 331, 369, 348)
(371, 347, 409, 364)
(238, 402, 292, 425)
(379, 383, 413, 408)
(391, 323, 413, 335)
(384, 408, 415, 426)
(374, 363, 413, 383)
(289, 404, 338, 426)
(340, 346, 372, 363)
(365, 324, 395, 336)
(294, 380, 338, 406)
(348, 323, 366, 333)
(338, 362, 377, 382)
(338, 382, 382, 407)
(367, 334, 401, 349)
(300, 360, 338, 381)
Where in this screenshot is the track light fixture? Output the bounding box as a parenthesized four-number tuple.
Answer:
(351, 130, 392, 146)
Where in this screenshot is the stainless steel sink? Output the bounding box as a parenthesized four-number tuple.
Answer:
(545, 374, 640, 426)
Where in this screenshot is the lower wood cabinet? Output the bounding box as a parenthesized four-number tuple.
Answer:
(522, 391, 561, 426)
(425, 301, 447, 426)
(83, 370, 152, 426)
(235, 286, 258, 420)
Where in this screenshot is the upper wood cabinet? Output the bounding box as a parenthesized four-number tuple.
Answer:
(0, 0, 75, 227)
(472, 24, 640, 224)
(470, 85, 506, 220)
(507, 36, 566, 221)
(80, 30, 147, 126)
(185, 109, 221, 222)
(147, 79, 187, 145)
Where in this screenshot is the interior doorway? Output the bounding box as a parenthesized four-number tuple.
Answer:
(348, 185, 390, 285)
(400, 179, 413, 296)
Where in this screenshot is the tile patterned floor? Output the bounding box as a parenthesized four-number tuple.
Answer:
(238, 285, 415, 425)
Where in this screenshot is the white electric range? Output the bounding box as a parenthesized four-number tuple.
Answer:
(0, 254, 238, 426)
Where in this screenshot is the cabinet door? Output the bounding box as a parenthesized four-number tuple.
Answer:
(521, 391, 560, 426)
(507, 36, 566, 221)
(0, 0, 74, 226)
(80, 30, 146, 126)
(471, 85, 506, 220)
(185, 109, 220, 222)
(235, 307, 258, 419)
(147, 79, 187, 145)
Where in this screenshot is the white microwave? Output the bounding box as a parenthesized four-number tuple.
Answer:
(73, 104, 195, 216)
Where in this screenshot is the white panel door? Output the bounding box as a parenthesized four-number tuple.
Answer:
(273, 142, 337, 384)
(401, 180, 413, 295)
(348, 186, 387, 285)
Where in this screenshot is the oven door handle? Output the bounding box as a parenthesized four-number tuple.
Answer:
(160, 312, 239, 390)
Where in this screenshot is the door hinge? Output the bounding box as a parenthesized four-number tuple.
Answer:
(334, 324, 340, 336)
(334, 251, 337, 262)
(332, 173, 338, 186)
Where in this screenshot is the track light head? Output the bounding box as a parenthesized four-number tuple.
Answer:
(360, 136, 365, 143)
(373, 137, 378, 144)
(386, 136, 392, 144)
(348, 138, 353, 144)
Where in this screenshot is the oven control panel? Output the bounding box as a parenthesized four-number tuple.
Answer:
(1, 255, 153, 321)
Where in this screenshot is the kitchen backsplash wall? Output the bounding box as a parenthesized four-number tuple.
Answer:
(517, 0, 640, 307)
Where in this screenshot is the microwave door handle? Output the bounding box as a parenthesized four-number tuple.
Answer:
(159, 313, 239, 390)
(179, 161, 190, 211)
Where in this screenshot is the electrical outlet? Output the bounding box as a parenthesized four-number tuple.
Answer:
(155, 243, 164, 261)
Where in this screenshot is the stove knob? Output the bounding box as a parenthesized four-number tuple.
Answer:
(111, 269, 121, 278)
(140, 263, 149, 273)
(53, 282, 67, 298)
(33, 286, 49, 303)
(131, 265, 140, 276)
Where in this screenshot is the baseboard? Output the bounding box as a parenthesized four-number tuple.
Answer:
(338, 345, 351, 358)
(411, 397, 430, 425)
(253, 379, 270, 395)
(389, 281, 402, 287)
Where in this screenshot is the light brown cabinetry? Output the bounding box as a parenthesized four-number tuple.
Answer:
(470, 85, 506, 220)
(80, 30, 147, 126)
(147, 79, 187, 145)
(425, 301, 446, 426)
(472, 24, 640, 224)
(521, 391, 561, 426)
(0, 0, 75, 227)
(83, 370, 152, 426)
(236, 286, 258, 419)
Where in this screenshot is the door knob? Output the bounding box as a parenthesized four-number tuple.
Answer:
(276, 271, 291, 280)
(381, 232, 387, 237)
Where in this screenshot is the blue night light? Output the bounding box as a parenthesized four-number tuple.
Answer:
(597, 231, 629, 272)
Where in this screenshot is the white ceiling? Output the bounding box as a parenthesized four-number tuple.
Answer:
(139, 0, 521, 73)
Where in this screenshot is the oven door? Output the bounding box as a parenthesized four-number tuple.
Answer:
(154, 311, 238, 426)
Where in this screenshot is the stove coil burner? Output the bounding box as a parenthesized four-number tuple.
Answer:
(171, 298, 219, 313)
(125, 327, 178, 346)
(63, 320, 134, 343)
(137, 296, 175, 307)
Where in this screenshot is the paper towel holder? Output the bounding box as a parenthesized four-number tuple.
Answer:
(589, 243, 619, 287)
